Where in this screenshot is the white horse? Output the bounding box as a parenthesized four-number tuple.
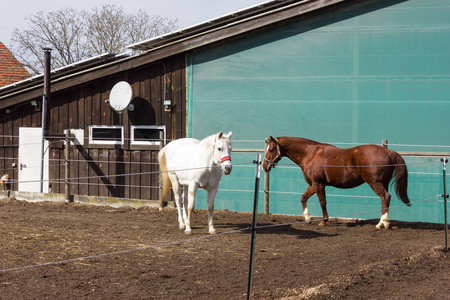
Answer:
(158, 131, 233, 234)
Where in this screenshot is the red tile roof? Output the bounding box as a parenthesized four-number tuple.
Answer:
(0, 42, 31, 87)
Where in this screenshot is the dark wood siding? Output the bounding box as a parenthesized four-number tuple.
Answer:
(2, 54, 186, 201)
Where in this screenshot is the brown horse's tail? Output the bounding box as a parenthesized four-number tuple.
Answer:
(158, 148, 171, 210)
(388, 150, 410, 206)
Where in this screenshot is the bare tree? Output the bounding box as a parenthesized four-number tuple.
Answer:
(11, 5, 178, 75)
(85, 5, 129, 55)
(127, 10, 178, 44)
(11, 8, 87, 75)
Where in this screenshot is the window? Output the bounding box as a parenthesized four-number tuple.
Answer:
(131, 125, 166, 145)
(89, 125, 124, 145)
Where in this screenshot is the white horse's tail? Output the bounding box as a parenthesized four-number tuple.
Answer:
(158, 148, 171, 210)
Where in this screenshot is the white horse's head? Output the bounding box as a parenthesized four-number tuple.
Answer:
(213, 131, 233, 175)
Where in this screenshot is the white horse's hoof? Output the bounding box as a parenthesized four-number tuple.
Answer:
(305, 218, 312, 224)
(184, 230, 192, 235)
(209, 230, 216, 235)
(376, 221, 390, 229)
(158, 207, 163, 211)
(179, 224, 186, 230)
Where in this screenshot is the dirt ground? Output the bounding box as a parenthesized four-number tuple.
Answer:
(0, 197, 449, 300)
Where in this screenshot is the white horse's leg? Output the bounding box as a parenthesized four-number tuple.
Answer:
(185, 183, 198, 234)
(206, 187, 219, 234)
(169, 175, 184, 230)
(181, 185, 188, 225)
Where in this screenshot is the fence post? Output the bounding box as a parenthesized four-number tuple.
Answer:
(65, 131, 71, 204)
(441, 157, 448, 251)
(158, 131, 164, 200)
(264, 139, 270, 214)
(247, 154, 261, 300)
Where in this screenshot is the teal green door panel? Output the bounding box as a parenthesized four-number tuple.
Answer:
(187, 0, 450, 223)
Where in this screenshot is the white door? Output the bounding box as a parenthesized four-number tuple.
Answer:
(18, 127, 49, 192)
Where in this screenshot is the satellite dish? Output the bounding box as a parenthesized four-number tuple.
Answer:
(108, 81, 133, 112)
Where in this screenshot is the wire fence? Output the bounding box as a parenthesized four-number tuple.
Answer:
(0, 135, 448, 196)
(0, 142, 447, 228)
(0, 158, 441, 187)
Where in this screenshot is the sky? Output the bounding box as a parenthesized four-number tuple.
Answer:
(1, 0, 265, 48)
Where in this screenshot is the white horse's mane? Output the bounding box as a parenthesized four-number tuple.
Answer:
(199, 132, 231, 152)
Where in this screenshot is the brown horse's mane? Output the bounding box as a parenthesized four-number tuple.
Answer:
(278, 136, 337, 150)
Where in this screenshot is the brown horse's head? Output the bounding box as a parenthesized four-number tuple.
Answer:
(262, 136, 282, 172)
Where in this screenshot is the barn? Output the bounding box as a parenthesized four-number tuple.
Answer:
(1, 0, 449, 223)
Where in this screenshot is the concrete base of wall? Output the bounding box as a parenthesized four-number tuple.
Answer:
(0, 190, 175, 209)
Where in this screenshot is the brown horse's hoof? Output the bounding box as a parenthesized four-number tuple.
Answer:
(319, 221, 326, 226)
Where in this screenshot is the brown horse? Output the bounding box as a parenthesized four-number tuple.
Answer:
(262, 136, 410, 229)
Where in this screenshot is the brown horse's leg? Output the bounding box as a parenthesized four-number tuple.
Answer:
(368, 181, 391, 229)
(313, 184, 329, 226)
(301, 185, 315, 223)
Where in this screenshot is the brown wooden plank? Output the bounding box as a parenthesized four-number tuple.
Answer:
(0, 114, 4, 149)
(88, 149, 99, 196)
(107, 149, 116, 197)
(92, 84, 101, 125)
(150, 150, 159, 201)
(115, 149, 125, 197)
(123, 150, 130, 198)
(77, 144, 89, 196)
(140, 151, 151, 200)
(68, 91, 77, 129)
(67, 147, 76, 196)
(172, 58, 183, 139)
(11, 110, 19, 191)
(98, 149, 109, 196)
(23, 105, 32, 127)
(78, 87, 85, 131)
(151, 65, 162, 126)
(85, 85, 93, 134)
(129, 150, 139, 199)
(5, 103, 20, 191)
(57, 149, 63, 194)
(101, 82, 111, 126)
(164, 60, 173, 141)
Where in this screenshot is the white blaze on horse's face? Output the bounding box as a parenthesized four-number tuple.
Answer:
(263, 136, 280, 172)
(214, 131, 233, 175)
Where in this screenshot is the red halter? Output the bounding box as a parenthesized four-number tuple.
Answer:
(220, 156, 231, 163)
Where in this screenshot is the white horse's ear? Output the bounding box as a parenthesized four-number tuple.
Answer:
(225, 131, 232, 138)
(217, 131, 223, 139)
